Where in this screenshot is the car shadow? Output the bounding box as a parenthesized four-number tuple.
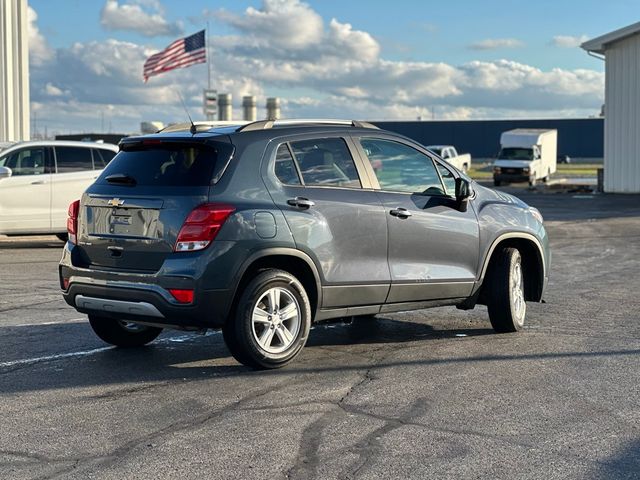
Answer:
(0, 316, 493, 394)
(4, 314, 639, 396)
(589, 438, 640, 478)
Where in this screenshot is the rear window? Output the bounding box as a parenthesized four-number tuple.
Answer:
(96, 143, 232, 186)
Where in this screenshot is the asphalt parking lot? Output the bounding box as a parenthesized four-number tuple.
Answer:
(1, 190, 639, 480)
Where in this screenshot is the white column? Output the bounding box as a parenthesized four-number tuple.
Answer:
(0, 0, 30, 142)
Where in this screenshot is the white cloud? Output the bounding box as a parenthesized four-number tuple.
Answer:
(214, 0, 324, 50)
(27, 1, 604, 133)
(44, 83, 69, 97)
(27, 6, 53, 65)
(469, 38, 525, 50)
(551, 35, 590, 48)
(100, 0, 183, 37)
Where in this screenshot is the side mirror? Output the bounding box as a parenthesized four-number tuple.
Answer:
(455, 177, 471, 212)
(0, 166, 12, 179)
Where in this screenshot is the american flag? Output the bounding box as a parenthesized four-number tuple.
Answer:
(143, 30, 206, 82)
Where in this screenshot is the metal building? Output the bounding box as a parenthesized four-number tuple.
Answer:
(583, 22, 640, 193)
(373, 118, 603, 160)
(0, 0, 30, 142)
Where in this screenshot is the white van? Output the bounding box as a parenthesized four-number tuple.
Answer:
(0, 140, 118, 239)
(493, 129, 557, 186)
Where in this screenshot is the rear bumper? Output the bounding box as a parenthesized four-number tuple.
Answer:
(62, 282, 231, 328)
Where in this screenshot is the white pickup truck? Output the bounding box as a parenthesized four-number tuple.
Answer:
(427, 145, 472, 172)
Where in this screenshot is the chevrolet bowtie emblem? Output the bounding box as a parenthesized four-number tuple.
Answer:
(107, 198, 125, 207)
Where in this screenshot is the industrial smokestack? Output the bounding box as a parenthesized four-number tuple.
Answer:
(266, 97, 281, 120)
(242, 96, 257, 122)
(217, 93, 232, 121)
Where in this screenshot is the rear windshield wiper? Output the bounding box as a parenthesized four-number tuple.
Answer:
(105, 173, 137, 186)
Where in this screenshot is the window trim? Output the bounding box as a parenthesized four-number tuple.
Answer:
(274, 142, 304, 186)
(354, 136, 450, 197)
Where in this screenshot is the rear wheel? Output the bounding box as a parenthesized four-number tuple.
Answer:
(88, 315, 163, 347)
(55, 233, 68, 242)
(485, 247, 526, 333)
(223, 269, 311, 369)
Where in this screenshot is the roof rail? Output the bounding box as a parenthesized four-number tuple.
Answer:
(159, 121, 248, 133)
(236, 119, 379, 132)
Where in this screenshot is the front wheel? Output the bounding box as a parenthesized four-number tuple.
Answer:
(485, 247, 526, 333)
(223, 269, 311, 369)
(88, 315, 163, 347)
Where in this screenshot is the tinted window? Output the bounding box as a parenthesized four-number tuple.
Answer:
(0, 148, 47, 176)
(93, 148, 116, 169)
(274, 144, 301, 185)
(55, 147, 93, 173)
(289, 138, 360, 188)
(96, 143, 229, 186)
(360, 138, 445, 195)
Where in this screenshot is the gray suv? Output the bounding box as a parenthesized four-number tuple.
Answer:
(60, 120, 549, 369)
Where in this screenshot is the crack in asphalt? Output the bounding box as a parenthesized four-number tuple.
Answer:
(25, 377, 305, 480)
(285, 347, 391, 480)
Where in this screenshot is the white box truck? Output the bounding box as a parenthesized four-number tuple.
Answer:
(493, 129, 557, 186)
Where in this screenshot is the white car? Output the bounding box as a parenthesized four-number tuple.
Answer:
(426, 145, 472, 172)
(0, 140, 118, 239)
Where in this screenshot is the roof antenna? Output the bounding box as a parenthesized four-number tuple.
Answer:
(176, 89, 197, 135)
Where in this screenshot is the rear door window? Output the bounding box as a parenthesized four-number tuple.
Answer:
(96, 142, 232, 186)
(55, 147, 93, 173)
(92, 148, 116, 169)
(289, 138, 361, 188)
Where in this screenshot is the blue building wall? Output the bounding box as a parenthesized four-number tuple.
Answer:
(372, 118, 604, 158)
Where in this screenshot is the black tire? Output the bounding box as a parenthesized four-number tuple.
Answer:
(223, 269, 311, 369)
(493, 180, 501, 187)
(56, 233, 68, 242)
(485, 247, 526, 333)
(88, 315, 163, 347)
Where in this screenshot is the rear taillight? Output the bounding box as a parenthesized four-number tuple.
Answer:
(67, 200, 80, 244)
(174, 203, 235, 252)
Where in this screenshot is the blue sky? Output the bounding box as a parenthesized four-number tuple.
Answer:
(26, 0, 632, 133)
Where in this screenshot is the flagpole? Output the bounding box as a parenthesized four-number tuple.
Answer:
(206, 22, 211, 89)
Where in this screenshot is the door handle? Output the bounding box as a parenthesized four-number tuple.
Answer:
(30, 180, 48, 185)
(390, 207, 412, 218)
(287, 197, 315, 209)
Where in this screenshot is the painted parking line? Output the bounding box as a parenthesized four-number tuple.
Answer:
(0, 331, 221, 369)
(0, 321, 351, 370)
(3, 318, 86, 328)
(0, 346, 114, 368)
